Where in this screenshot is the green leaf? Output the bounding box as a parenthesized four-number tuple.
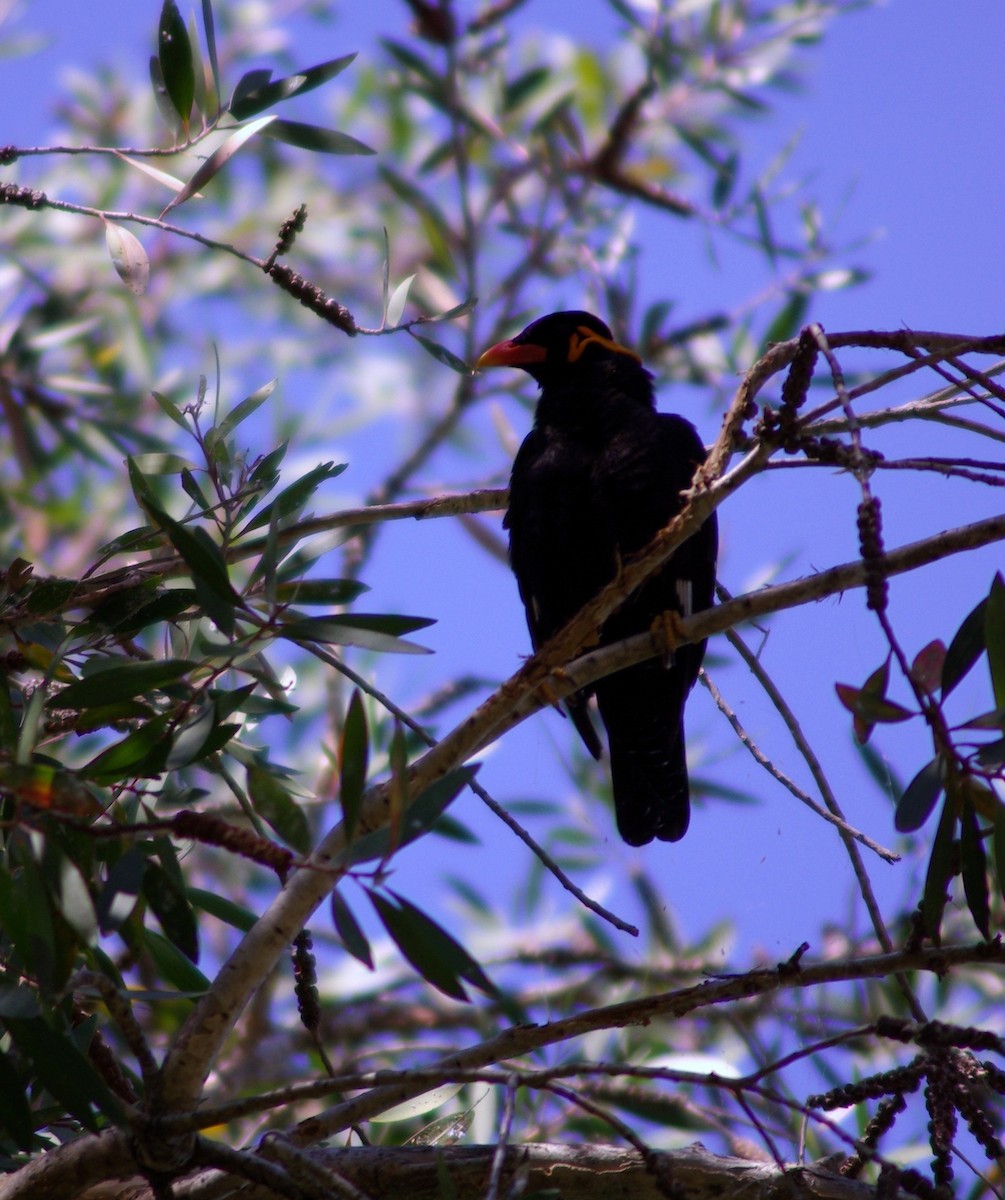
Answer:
(338, 766, 477, 867)
(273, 578, 368, 606)
(921, 798, 957, 942)
(503, 66, 551, 112)
(83, 714, 174, 784)
(130, 453, 197, 476)
(942, 595, 987, 697)
(331, 888, 373, 969)
(216, 378, 277, 442)
(894, 757, 944, 833)
(985, 572, 1005, 709)
(281, 613, 434, 655)
(54, 659, 195, 710)
(151, 388, 191, 432)
(370, 890, 494, 1002)
(141, 928, 210, 994)
(0, 1048, 33, 1149)
(188, 886, 258, 932)
(411, 333, 469, 374)
(995, 806, 1005, 904)
(960, 802, 990, 939)
(96, 847, 146, 933)
(240, 460, 347, 533)
(201, 0, 220, 111)
(143, 862, 199, 962)
(259, 119, 376, 156)
(763, 290, 809, 348)
(247, 762, 311, 855)
(158, 0, 195, 129)
(229, 68, 274, 114)
(3, 1016, 124, 1129)
(339, 691, 368, 840)
(228, 52, 357, 119)
(162, 114, 277, 215)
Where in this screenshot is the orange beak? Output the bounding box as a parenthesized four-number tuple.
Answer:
(475, 339, 547, 370)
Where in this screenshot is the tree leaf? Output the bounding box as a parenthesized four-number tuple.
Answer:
(162, 114, 276, 215)
(228, 52, 358, 120)
(201, 0, 220, 111)
(2, 1017, 124, 1130)
(188, 886, 258, 932)
(259, 119, 376, 156)
(369, 890, 494, 1002)
(385, 274, 416, 328)
(103, 220, 150, 295)
(338, 766, 477, 867)
(240, 460, 347, 533)
(921, 798, 957, 943)
(959, 802, 990, 940)
(894, 756, 944, 833)
(143, 862, 200, 962)
(281, 614, 434, 655)
(412, 333, 469, 374)
(216, 378, 277, 441)
(910, 639, 946, 693)
(942, 595, 987, 698)
(53, 659, 196, 710)
(985, 572, 1005, 709)
(0, 1048, 34, 1149)
(331, 888, 373, 969)
(247, 762, 311, 855)
(339, 690, 368, 841)
(158, 0, 195, 130)
(141, 928, 210, 994)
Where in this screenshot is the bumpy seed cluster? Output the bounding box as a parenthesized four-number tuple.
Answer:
(172, 809, 293, 877)
(0, 181, 46, 208)
(268, 264, 357, 335)
(857, 496, 888, 612)
(292, 929, 321, 1035)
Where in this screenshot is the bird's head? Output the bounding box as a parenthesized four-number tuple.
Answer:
(476, 310, 643, 388)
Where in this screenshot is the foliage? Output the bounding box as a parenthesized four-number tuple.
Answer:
(0, 2, 1003, 1198)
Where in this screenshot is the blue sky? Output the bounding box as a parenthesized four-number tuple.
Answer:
(3, 1, 1004, 963)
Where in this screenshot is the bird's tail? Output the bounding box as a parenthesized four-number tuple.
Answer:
(596, 666, 690, 846)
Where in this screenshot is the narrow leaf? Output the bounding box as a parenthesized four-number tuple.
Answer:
(942, 596, 987, 697)
(143, 862, 199, 962)
(259, 119, 376, 156)
(412, 333, 469, 374)
(331, 888, 373, 969)
(985, 572, 1005, 708)
(894, 757, 944, 833)
(339, 690, 368, 840)
(162, 114, 277, 215)
(960, 802, 991, 939)
(370, 892, 468, 1001)
(158, 0, 195, 129)
(247, 762, 311, 855)
(216, 378, 277, 441)
(104, 220, 150, 294)
(240, 460, 347, 533)
(54, 660, 195, 710)
(921, 798, 957, 942)
(201, 0, 220, 111)
(386, 274, 416, 328)
(3, 1017, 123, 1129)
(281, 613, 434, 655)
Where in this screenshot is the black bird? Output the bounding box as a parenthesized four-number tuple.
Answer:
(477, 311, 717, 845)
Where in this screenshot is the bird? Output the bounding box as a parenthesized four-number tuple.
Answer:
(477, 310, 718, 846)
